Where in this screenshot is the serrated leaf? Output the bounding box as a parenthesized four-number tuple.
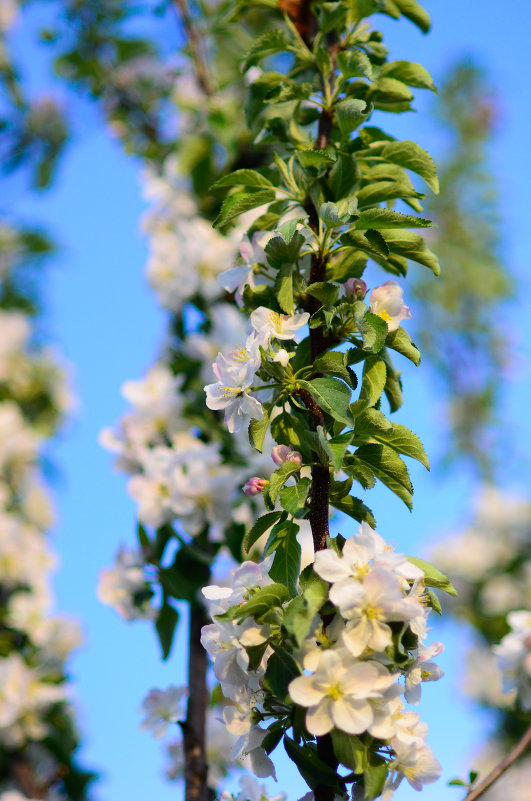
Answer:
(329, 153, 361, 199)
(354, 443, 413, 509)
(357, 179, 423, 208)
(371, 422, 429, 469)
(330, 494, 376, 526)
(279, 478, 310, 515)
(355, 407, 393, 433)
(359, 311, 388, 353)
(211, 169, 274, 190)
(380, 140, 438, 193)
(336, 98, 371, 136)
(234, 583, 290, 621)
(337, 49, 373, 79)
(306, 282, 340, 306)
(244, 510, 284, 552)
(358, 355, 387, 407)
(380, 229, 440, 274)
(385, 327, 420, 365)
(299, 377, 353, 426)
(407, 557, 457, 596)
(243, 29, 292, 71)
(372, 77, 413, 103)
(267, 461, 302, 503)
(314, 351, 356, 387)
(268, 522, 301, 596)
(380, 60, 436, 92)
(364, 759, 389, 801)
(213, 188, 276, 228)
(296, 148, 337, 168)
(275, 263, 294, 313)
(394, 0, 430, 32)
(355, 208, 433, 229)
(249, 406, 270, 452)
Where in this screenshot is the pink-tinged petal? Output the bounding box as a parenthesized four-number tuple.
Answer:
(331, 697, 372, 735)
(314, 549, 351, 583)
(306, 699, 334, 736)
(288, 675, 324, 707)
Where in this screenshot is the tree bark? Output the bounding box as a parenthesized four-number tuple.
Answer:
(182, 603, 211, 801)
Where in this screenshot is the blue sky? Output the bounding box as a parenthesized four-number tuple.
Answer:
(5, 1, 531, 799)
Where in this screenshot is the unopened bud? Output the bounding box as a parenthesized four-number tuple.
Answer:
(271, 444, 303, 468)
(344, 278, 367, 300)
(243, 477, 268, 496)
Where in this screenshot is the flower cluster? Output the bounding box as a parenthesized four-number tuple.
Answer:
(0, 236, 91, 798)
(201, 523, 445, 798)
(494, 610, 531, 712)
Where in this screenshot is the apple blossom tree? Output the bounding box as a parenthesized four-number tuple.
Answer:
(2, 1, 529, 801)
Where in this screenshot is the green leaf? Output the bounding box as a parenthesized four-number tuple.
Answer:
(371, 422, 429, 469)
(355, 208, 433, 229)
(355, 407, 393, 433)
(394, 0, 431, 32)
(337, 49, 373, 79)
(279, 478, 311, 515)
(155, 603, 179, 661)
(407, 557, 457, 596)
(327, 431, 355, 472)
(213, 188, 276, 228)
(211, 169, 274, 190)
(267, 521, 301, 596)
(364, 758, 389, 801)
(296, 148, 337, 168)
(358, 355, 387, 407)
(330, 494, 376, 526)
(249, 406, 270, 452)
(448, 779, 468, 788)
(372, 77, 413, 103)
(359, 311, 388, 353)
(261, 722, 286, 755)
(284, 736, 341, 789)
(244, 510, 284, 552)
(264, 646, 300, 697)
(329, 153, 361, 199)
(380, 140, 438, 193)
(380, 60, 436, 92)
(426, 588, 442, 615)
(305, 282, 340, 306)
(243, 29, 292, 70)
(384, 370, 403, 412)
(355, 0, 385, 18)
(331, 730, 366, 772)
(275, 263, 294, 313)
(336, 99, 371, 136)
(234, 583, 290, 621)
(266, 231, 305, 267)
(354, 443, 413, 509)
(380, 229, 440, 274)
(299, 377, 353, 426)
(267, 461, 303, 503)
(385, 327, 420, 365)
(357, 179, 423, 207)
(314, 351, 356, 387)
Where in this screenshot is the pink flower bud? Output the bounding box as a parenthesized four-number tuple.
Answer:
(243, 477, 268, 496)
(271, 444, 303, 468)
(344, 278, 367, 300)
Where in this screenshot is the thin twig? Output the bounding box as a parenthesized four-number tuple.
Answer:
(464, 723, 531, 801)
(171, 0, 213, 96)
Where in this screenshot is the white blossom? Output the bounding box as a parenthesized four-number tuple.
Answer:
(250, 307, 309, 348)
(369, 281, 411, 332)
(288, 648, 396, 736)
(205, 353, 262, 434)
(494, 610, 531, 710)
(140, 686, 188, 738)
(404, 642, 444, 704)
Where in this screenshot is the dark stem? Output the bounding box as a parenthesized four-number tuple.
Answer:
(181, 602, 212, 801)
(464, 723, 531, 801)
(171, 0, 213, 97)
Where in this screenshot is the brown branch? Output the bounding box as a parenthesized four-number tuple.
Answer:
(171, 0, 213, 97)
(464, 723, 531, 801)
(279, 0, 317, 45)
(181, 602, 212, 801)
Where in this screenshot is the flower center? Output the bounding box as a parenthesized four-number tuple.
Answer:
(377, 309, 392, 324)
